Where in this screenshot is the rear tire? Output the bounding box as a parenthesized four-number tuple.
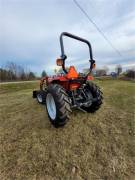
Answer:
(82, 82, 103, 113)
(45, 84, 71, 127)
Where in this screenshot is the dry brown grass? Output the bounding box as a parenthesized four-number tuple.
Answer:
(0, 80, 135, 180)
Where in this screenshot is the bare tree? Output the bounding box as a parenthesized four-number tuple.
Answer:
(17, 65, 25, 80)
(6, 62, 17, 80)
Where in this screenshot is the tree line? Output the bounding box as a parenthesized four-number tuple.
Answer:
(1, 62, 134, 82)
(0, 62, 49, 82)
(0, 62, 36, 82)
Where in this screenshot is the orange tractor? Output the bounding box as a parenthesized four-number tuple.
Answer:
(33, 32, 103, 127)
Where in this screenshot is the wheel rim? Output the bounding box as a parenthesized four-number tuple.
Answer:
(46, 93, 56, 120)
(37, 94, 42, 103)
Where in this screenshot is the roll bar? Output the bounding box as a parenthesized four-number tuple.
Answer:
(59, 32, 95, 74)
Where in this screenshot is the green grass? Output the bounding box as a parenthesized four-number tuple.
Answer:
(0, 80, 135, 179)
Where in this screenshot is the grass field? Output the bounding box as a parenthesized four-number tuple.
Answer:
(0, 79, 135, 180)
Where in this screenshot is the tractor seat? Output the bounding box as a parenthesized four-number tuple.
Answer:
(66, 66, 78, 79)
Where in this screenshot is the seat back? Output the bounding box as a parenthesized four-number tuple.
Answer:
(66, 66, 78, 79)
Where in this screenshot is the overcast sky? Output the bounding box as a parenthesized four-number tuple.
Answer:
(0, 0, 135, 75)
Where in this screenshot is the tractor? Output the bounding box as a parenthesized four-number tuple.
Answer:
(33, 32, 103, 127)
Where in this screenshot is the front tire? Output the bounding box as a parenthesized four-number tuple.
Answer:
(36, 90, 46, 104)
(45, 84, 71, 127)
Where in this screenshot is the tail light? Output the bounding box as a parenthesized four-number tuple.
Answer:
(56, 58, 63, 66)
(92, 63, 96, 69)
